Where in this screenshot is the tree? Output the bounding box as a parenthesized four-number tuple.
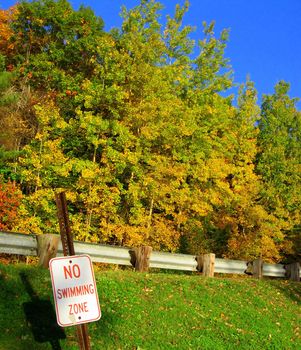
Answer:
(221, 81, 285, 261)
(257, 81, 301, 260)
(2, 0, 104, 117)
(0, 179, 22, 231)
(0, 6, 17, 58)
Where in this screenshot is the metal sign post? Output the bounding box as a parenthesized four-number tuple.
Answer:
(55, 192, 92, 350)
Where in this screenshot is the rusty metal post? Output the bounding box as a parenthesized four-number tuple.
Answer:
(55, 192, 75, 256)
(55, 192, 90, 350)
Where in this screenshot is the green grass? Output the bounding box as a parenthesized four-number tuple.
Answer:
(0, 263, 300, 349)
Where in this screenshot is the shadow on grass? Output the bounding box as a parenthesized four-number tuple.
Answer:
(272, 279, 301, 305)
(20, 272, 66, 350)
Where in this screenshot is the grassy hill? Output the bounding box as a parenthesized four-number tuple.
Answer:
(0, 263, 300, 349)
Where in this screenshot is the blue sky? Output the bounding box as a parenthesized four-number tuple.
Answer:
(1, 0, 301, 106)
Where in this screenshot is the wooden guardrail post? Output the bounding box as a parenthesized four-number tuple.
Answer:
(196, 253, 215, 277)
(253, 258, 263, 279)
(245, 258, 263, 279)
(36, 234, 60, 268)
(130, 246, 152, 272)
(285, 262, 300, 281)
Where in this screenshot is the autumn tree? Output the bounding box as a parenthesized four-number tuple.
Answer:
(257, 81, 301, 260)
(0, 179, 22, 231)
(219, 82, 285, 261)
(0, 6, 17, 58)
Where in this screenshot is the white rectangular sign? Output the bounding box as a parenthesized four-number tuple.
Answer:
(49, 254, 101, 327)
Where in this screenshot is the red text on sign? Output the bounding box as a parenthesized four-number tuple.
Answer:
(57, 283, 95, 299)
(64, 264, 81, 279)
(69, 302, 89, 315)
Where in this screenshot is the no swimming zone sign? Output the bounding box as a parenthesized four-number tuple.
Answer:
(49, 255, 101, 327)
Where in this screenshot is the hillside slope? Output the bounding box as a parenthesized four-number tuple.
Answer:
(0, 263, 300, 349)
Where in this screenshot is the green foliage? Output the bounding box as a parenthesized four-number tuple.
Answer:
(5, 0, 104, 117)
(0, 56, 18, 106)
(0, 57, 27, 177)
(258, 82, 301, 210)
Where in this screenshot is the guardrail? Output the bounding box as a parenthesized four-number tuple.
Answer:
(0, 231, 37, 256)
(0, 231, 299, 280)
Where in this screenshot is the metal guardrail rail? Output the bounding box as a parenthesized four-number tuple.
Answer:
(263, 263, 286, 278)
(215, 258, 248, 275)
(68, 241, 132, 266)
(0, 232, 37, 256)
(150, 251, 197, 271)
(0, 231, 299, 278)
